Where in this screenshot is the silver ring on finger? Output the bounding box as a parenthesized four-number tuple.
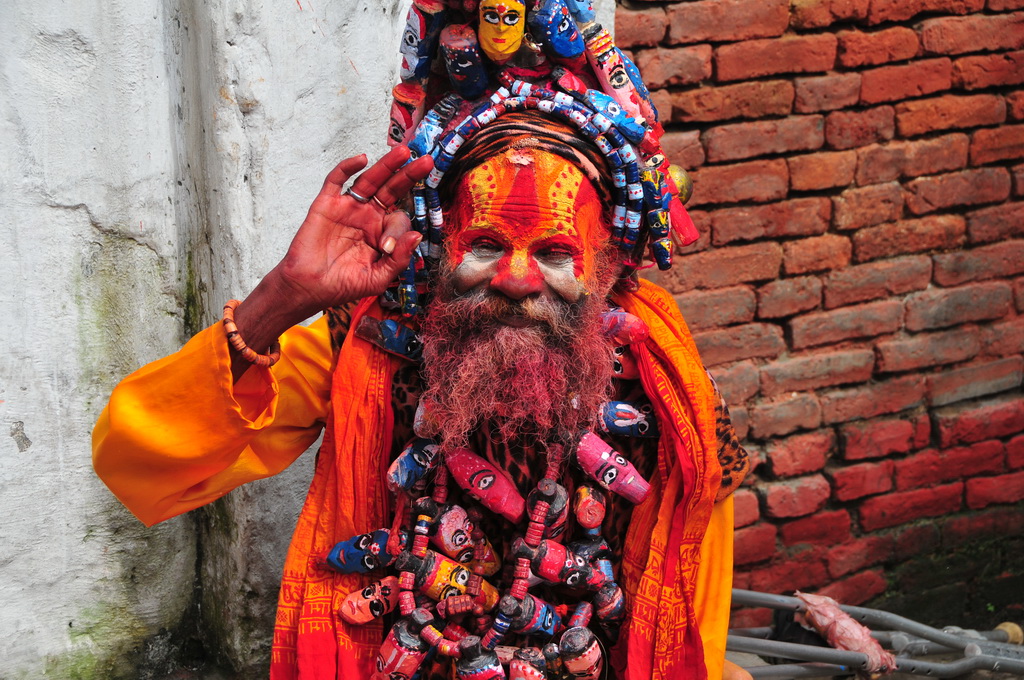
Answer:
(346, 188, 371, 203)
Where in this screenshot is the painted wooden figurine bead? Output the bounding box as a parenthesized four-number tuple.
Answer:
(339, 575, 400, 625)
(574, 432, 651, 504)
(396, 549, 500, 610)
(445, 447, 527, 523)
(456, 635, 507, 680)
(441, 24, 490, 99)
(373, 608, 433, 680)
(386, 438, 441, 493)
(398, 0, 447, 82)
(477, 0, 527, 65)
(559, 626, 604, 680)
(320, 528, 407, 574)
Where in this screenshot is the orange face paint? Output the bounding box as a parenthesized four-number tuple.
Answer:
(446, 148, 608, 303)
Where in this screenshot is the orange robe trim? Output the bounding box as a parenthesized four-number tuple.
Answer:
(268, 279, 723, 680)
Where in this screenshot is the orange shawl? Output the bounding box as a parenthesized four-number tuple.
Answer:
(269, 279, 721, 679)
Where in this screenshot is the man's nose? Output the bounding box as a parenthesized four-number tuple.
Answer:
(489, 252, 544, 300)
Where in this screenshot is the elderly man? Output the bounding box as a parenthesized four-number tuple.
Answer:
(94, 4, 751, 678)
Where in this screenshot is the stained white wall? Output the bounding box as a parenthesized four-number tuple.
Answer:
(0, 0, 613, 676)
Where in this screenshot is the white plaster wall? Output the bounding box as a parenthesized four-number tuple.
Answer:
(0, 0, 614, 676)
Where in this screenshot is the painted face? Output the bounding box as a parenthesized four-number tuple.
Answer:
(380, 319, 423, 360)
(529, 0, 584, 59)
(388, 82, 424, 146)
(447, 148, 608, 307)
(399, 5, 427, 80)
(478, 0, 526, 64)
(440, 24, 489, 99)
(431, 504, 475, 563)
(575, 432, 651, 504)
(445, 447, 526, 523)
(599, 400, 658, 438)
(564, 0, 595, 23)
(324, 528, 405, 574)
(340, 576, 399, 625)
(386, 438, 439, 493)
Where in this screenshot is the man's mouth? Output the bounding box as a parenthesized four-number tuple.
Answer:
(499, 314, 541, 328)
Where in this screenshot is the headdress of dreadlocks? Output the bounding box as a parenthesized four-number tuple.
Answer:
(383, 0, 697, 317)
(306, 3, 722, 680)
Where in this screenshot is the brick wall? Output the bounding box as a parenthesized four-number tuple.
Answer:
(618, 0, 1024, 627)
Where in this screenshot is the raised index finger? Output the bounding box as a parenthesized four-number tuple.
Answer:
(348, 146, 413, 198)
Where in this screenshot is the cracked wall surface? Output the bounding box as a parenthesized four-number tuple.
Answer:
(0, 0, 613, 675)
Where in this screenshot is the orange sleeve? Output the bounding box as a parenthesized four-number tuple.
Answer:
(92, 316, 334, 526)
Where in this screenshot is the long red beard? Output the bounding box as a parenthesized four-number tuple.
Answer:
(419, 280, 614, 450)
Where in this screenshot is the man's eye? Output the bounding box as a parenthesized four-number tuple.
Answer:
(537, 249, 573, 265)
(471, 241, 503, 257)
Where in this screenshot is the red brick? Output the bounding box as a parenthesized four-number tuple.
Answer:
(971, 124, 1024, 165)
(765, 429, 836, 476)
(982, 318, 1024, 357)
(853, 215, 967, 262)
(762, 350, 875, 396)
(660, 130, 706, 169)
(941, 506, 1024, 546)
(859, 58, 952, 105)
(790, 300, 903, 349)
(895, 441, 1006, 490)
(790, 0, 870, 28)
(895, 94, 1006, 137)
(934, 240, 1024, 286)
(837, 27, 919, 68)
(904, 167, 1011, 215)
(819, 375, 926, 423)
(734, 488, 761, 528)
(667, 0, 789, 44)
(789, 151, 857, 191)
(953, 50, 1024, 89)
(687, 159, 790, 206)
(1014, 163, 1024, 195)
(780, 509, 851, 546)
(855, 134, 969, 185)
(905, 281, 1013, 330)
(892, 523, 941, 560)
(715, 34, 838, 82)
(928, 356, 1024, 406)
(991, 0, 1024, 9)
(1017, 276, 1024, 310)
(729, 607, 772, 628)
(731, 406, 750, 440)
(763, 475, 831, 518)
(673, 214, 711, 255)
(833, 182, 903, 230)
(635, 46, 712, 89)
(784, 234, 852, 275)
(827, 535, 895, 578)
(734, 523, 779, 565)
(758, 276, 823, 319)
(614, 6, 667, 47)
(1008, 434, 1024, 469)
(966, 470, 1024, 509)
(672, 81, 794, 122)
(703, 116, 825, 162)
(829, 459, 895, 500)
(749, 393, 822, 438)
(968, 201, 1024, 243)
(675, 286, 757, 330)
(919, 13, 1024, 55)
(839, 415, 931, 462)
(823, 256, 932, 308)
(867, 0, 985, 24)
(1009, 92, 1024, 121)
(817, 570, 888, 606)
(712, 199, 830, 245)
(669, 242, 783, 291)
(747, 546, 830, 593)
(876, 326, 982, 372)
(825, 106, 895, 150)
(859, 482, 964, 531)
(795, 73, 861, 113)
(711, 360, 760, 404)
(934, 393, 1024, 446)
(693, 323, 787, 366)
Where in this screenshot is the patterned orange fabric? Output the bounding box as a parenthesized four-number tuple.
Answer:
(270, 279, 722, 679)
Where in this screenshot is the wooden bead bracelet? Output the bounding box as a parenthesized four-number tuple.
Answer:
(222, 300, 281, 368)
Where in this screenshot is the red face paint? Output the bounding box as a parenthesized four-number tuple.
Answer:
(446, 148, 608, 306)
